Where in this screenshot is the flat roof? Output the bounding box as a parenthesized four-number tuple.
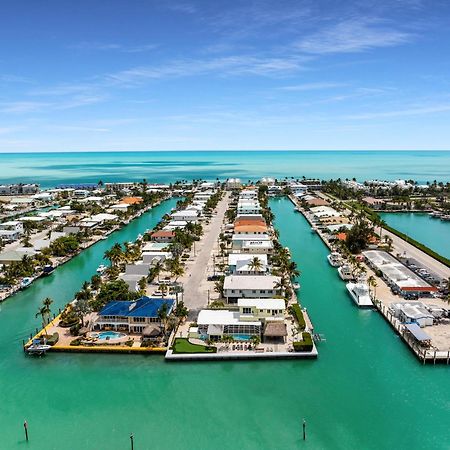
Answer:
(228, 254, 268, 265)
(232, 233, 271, 241)
(363, 250, 435, 291)
(224, 275, 280, 290)
(404, 323, 432, 341)
(197, 309, 260, 326)
(238, 298, 285, 309)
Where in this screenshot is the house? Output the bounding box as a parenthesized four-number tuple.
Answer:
(238, 298, 285, 322)
(95, 297, 175, 334)
(142, 242, 169, 252)
(0, 229, 20, 243)
(228, 254, 268, 275)
(196, 309, 261, 340)
(163, 220, 188, 231)
(234, 221, 268, 235)
(121, 196, 143, 205)
(125, 262, 153, 276)
(239, 189, 258, 200)
(118, 274, 144, 292)
(223, 275, 281, 303)
(170, 210, 199, 222)
(260, 177, 275, 186)
(150, 230, 175, 243)
(237, 201, 261, 215)
(109, 203, 130, 212)
(0, 220, 24, 234)
(305, 197, 329, 207)
(232, 234, 272, 250)
(142, 251, 172, 265)
(73, 189, 90, 198)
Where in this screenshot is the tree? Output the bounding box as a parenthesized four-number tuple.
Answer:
(36, 297, 53, 331)
(104, 243, 123, 268)
(138, 277, 147, 296)
(367, 275, 378, 300)
(73, 297, 91, 326)
(249, 256, 263, 273)
(157, 302, 169, 335)
(174, 301, 189, 323)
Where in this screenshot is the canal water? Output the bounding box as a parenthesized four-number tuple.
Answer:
(380, 212, 450, 260)
(0, 197, 448, 449)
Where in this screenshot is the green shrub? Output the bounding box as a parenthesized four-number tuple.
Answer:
(46, 332, 59, 346)
(70, 337, 83, 346)
(293, 333, 313, 352)
(70, 323, 81, 336)
(289, 304, 306, 330)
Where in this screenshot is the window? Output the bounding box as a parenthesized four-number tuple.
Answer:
(242, 307, 252, 314)
(260, 290, 266, 293)
(252, 290, 256, 293)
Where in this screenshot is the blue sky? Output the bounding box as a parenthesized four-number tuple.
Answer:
(1, 0, 450, 152)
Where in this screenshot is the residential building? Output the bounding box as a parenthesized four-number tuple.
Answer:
(228, 254, 268, 275)
(223, 275, 281, 303)
(150, 230, 175, 243)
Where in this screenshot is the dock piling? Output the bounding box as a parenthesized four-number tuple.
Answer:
(24, 420, 28, 442)
(302, 419, 306, 441)
(130, 433, 134, 450)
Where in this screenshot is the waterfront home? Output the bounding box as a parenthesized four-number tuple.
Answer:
(390, 302, 434, 327)
(125, 262, 153, 276)
(0, 183, 39, 195)
(171, 210, 199, 222)
(237, 201, 261, 215)
(119, 274, 144, 292)
(231, 233, 271, 249)
(95, 297, 175, 334)
(0, 249, 36, 265)
(241, 239, 274, 254)
(235, 213, 265, 221)
(239, 189, 258, 200)
(121, 196, 143, 205)
(150, 230, 175, 243)
(260, 177, 275, 186)
(267, 185, 283, 195)
(109, 203, 130, 212)
(81, 196, 104, 204)
(223, 275, 281, 303)
(310, 206, 341, 219)
(305, 197, 329, 207)
(73, 189, 90, 198)
(163, 220, 188, 230)
(195, 309, 261, 340)
(238, 298, 285, 321)
(234, 221, 268, 235)
(363, 250, 437, 294)
(288, 183, 309, 195)
(228, 254, 268, 275)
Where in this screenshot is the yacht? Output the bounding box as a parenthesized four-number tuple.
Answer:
(292, 282, 301, 290)
(42, 264, 55, 276)
(338, 264, 353, 281)
(327, 252, 342, 267)
(346, 277, 373, 307)
(26, 343, 51, 356)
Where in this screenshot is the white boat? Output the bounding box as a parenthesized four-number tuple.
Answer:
(26, 343, 52, 355)
(346, 278, 373, 307)
(20, 277, 32, 289)
(292, 282, 300, 290)
(96, 264, 107, 274)
(338, 264, 353, 281)
(327, 252, 342, 267)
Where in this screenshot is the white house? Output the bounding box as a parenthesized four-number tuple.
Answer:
(170, 210, 199, 222)
(390, 302, 434, 327)
(223, 275, 281, 303)
(142, 251, 172, 265)
(0, 220, 24, 234)
(226, 178, 242, 190)
(238, 298, 285, 321)
(228, 254, 268, 275)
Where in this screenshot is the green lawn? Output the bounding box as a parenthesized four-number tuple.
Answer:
(172, 338, 217, 354)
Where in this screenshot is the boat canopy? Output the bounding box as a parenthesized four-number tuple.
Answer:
(404, 323, 432, 342)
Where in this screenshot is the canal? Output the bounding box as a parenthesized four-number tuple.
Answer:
(0, 197, 448, 449)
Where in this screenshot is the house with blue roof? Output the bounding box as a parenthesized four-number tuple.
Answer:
(95, 296, 175, 334)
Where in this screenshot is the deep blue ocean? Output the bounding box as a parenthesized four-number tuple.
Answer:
(0, 150, 449, 188)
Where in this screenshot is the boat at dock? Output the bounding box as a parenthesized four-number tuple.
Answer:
(346, 277, 373, 307)
(26, 339, 52, 356)
(42, 265, 55, 276)
(338, 264, 353, 281)
(20, 277, 32, 289)
(96, 264, 107, 274)
(292, 282, 300, 290)
(327, 252, 342, 267)
(429, 211, 442, 218)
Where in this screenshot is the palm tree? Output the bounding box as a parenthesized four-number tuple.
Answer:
(157, 302, 169, 335)
(35, 297, 53, 331)
(274, 277, 288, 296)
(248, 256, 263, 273)
(104, 243, 123, 268)
(367, 275, 378, 300)
(153, 260, 163, 283)
(159, 283, 168, 298)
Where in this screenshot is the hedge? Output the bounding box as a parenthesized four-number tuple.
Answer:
(293, 333, 313, 352)
(290, 304, 306, 331)
(46, 332, 59, 346)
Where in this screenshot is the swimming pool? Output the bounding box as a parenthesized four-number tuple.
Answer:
(232, 334, 253, 341)
(96, 331, 126, 340)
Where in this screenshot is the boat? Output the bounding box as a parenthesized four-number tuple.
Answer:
(20, 277, 32, 289)
(96, 264, 107, 274)
(42, 264, 55, 276)
(441, 214, 450, 221)
(311, 227, 315, 233)
(346, 277, 373, 307)
(26, 343, 52, 355)
(292, 282, 300, 290)
(338, 264, 353, 281)
(327, 252, 342, 267)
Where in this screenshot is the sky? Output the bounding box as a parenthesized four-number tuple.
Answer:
(1, 0, 450, 152)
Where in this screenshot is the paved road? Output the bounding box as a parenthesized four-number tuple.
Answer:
(183, 193, 229, 317)
(382, 228, 450, 280)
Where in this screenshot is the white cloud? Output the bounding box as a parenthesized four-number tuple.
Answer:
(296, 18, 413, 54)
(278, 82, 346, 91)
(344, 104, 450, 120)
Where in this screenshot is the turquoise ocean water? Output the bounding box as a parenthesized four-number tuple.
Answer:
(1, 150, 450, 187)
